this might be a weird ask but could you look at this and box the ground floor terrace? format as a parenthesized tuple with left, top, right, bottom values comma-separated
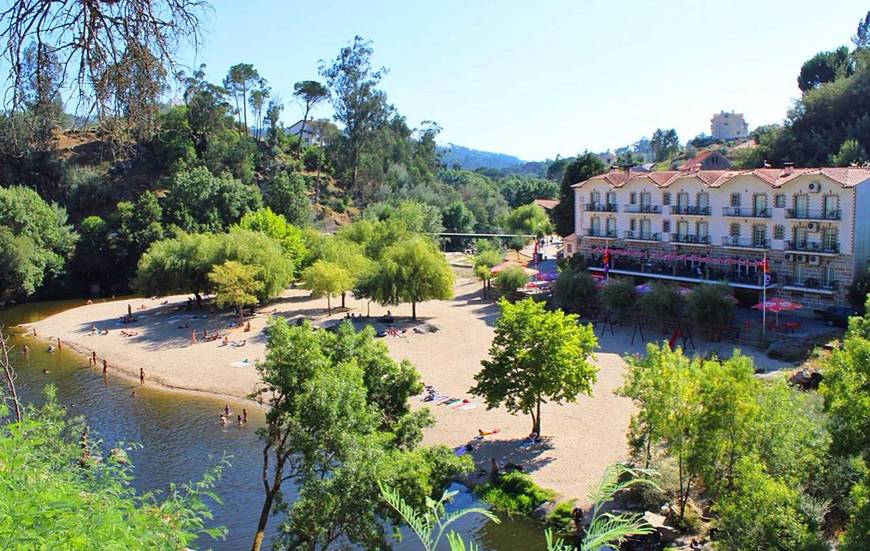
(575, 238, 854, 310)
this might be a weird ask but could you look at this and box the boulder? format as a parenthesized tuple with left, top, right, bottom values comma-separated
(531, 500, 558, 520)
(643, 511, 679, 543)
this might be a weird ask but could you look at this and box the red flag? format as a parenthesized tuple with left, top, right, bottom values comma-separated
(603, 245, 610, 278)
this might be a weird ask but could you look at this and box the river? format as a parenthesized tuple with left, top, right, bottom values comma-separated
(0, 299, 547, 550)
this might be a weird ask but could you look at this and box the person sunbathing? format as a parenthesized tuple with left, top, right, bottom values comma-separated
(478, 428, 500, 436)
(221, 336, 229, 346)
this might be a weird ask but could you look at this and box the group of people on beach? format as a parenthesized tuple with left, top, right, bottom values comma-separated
(219, 404, 248, 427)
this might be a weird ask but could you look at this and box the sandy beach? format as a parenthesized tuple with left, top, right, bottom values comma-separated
(26, 278, 790, 503)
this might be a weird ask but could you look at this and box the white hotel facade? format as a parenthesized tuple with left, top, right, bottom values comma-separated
(565, 167, 870, 309)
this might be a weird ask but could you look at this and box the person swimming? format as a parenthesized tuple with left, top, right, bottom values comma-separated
(47, 345, 55, 353)
(237, 415, 243, 425)
(219, 414, 228, 426)
(242, 408, 248, 423)
(224, 404, 230, 416)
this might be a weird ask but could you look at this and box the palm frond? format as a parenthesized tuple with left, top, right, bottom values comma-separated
(581, 512, 655, 550)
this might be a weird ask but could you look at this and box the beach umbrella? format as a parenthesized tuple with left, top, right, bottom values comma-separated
(753, 297, 802, 325)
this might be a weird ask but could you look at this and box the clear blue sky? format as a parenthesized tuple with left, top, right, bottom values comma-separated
(181, 0, 866, 160)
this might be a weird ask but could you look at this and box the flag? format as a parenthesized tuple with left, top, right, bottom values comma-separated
(603, 245, 610, 278)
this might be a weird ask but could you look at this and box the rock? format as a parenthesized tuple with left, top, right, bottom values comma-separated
(643, 511, 679, 543)
(765, 338, 807, 362)
(413, 323, 440, 334)
(789, 368, 823, 390)
(531, 500, 558, 520)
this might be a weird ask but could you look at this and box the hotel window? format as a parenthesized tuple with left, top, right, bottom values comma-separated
(729, 223, 741, 237)
(677, 192, 689, 209)
(730, 193, 741, 207)
(794, 194, 809, 217)
(662, 192, 671, 205)
(629, 219, 636, 231)
(696, 221, 709, 238)
(606, 191, 617, 207)
(774, 193, 786, 208)
(696, 192, 709, 210)
(640, 191, 651, 209)
(793, 226, 807, 247)
(640, 219, 651, 236)
(753, 193, 767, 216)
(823, 195, 839, 218)
(822, 227, 838, 250)
(590, 191, 600, 205)
(773, 224, 785, 240)
(822, 265, 834, 286)
(793, 263, 805, 283)
(606, 218, 616, 235)
(752, 224, 767, 247)
(629, 192, 637, 205)
(677, 220, 689, 237)
(662, 220, 671, 233)
(566, 244, 573, 254)
(590, 217, 601, 233)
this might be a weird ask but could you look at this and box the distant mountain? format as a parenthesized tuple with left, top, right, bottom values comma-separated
(439, 144, 551, 178)
(439, 144, 526, 171)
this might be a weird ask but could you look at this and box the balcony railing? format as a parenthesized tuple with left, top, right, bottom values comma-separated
(586, 228, 618, 238)
(670, 233, 711, 244)
(781, 276, 839, 292)
(722, 206, 771, 218)
(670, 205, 711, 216)
(623, 204, 661, 214)
(585, 203, 619, 212)
(785, 240, 840, 254)
(623, 231, 661, 241)
(722, 236, 770, 249)
(785, 208, 841, 220)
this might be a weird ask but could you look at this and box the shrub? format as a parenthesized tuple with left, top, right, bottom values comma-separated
(545, 500, 577, 534)
(493, 266, 530, 296)
(554, 269, 597, 310)
(600, 278, 637, 313)
(476, 472, 555, 515)
(637, 282, 685, 319)
(686, 283, 735, 330)
(847, 267, 869, 312)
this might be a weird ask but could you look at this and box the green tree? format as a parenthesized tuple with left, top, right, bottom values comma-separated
(855, 10, 870, 49)
(470, 298, 598, 435)
(357, 236, 454, 320)
(302, 260, 353, 313)
(69, 215, 116, 291)
(237, 207, 308, 277)
(208, 260, 263, 321)
(0, 185, 76, 298)
(134, 232, 220, 307)
(319, 36, 389, 193)
(553, 268, 597, 311)
(307, 235, 371, 308)
(162, 166, 262, 233)
(833, 138, 867, 166)
(264, 170, 312, 227)
(637, 282, 685, 319)
(503, 203, 553, 238)
(292, 80, 330, 156)
(650, 128, 680, 162)
(250, 319, 469, 551)
(223, 63, 261, 134)
(686, 283, 735, 331)
(798, 47, 853, 92)
(0, 387, 225, 549)
(599, 278, 637, 314)
(473, 249, 503, 298)
(493, 265, 529, 296)
(551, 153, 606, 236)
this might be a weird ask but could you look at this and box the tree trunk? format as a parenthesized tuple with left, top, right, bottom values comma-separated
(677, 448, 687, 523)
(411, 300, 416, 320)
(296, 104, 311, 158)
(327, 295, 332, 313)
(644, 426, 653, 469)
(194, 292, 202, 309)
(239, 304, 244, 324)
(242, 89, 248, 134)
(535, 397, 542, 435)
(341, 292, 346, 309)
(251, 486, 278, 551)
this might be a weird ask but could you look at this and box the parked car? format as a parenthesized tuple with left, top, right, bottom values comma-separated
(813, 305, 860, 327)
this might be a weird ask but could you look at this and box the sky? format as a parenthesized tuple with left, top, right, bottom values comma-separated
(177, 0, 867, 160)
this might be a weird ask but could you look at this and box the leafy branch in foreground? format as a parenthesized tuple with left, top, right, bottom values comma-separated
(379, 483, 499, 551)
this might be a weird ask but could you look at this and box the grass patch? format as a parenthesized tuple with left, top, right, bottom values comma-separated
(476, 472, 556, 515)
(545, 500, 576, 534)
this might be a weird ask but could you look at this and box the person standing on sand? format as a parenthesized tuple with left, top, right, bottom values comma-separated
(128, 304, 132, 317)
(139, 368, 145, 384)
(91, 351, 97, 366)
(57, 338, 62, 351)
(191, 330, 197, 345)
(102, 359, 108, 375)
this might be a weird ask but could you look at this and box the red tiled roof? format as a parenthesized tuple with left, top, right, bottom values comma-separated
(533, 199, 559, 210)
(679, 150, 727, 170)
(573, 167, 870, 189)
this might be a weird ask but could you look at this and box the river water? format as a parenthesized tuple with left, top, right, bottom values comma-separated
(0, 299, 546, 550)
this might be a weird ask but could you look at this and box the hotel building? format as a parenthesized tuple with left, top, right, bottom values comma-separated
(565, 167, 870, 309)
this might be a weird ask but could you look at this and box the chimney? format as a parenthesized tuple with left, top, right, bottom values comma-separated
(782, 161, 794, 176)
